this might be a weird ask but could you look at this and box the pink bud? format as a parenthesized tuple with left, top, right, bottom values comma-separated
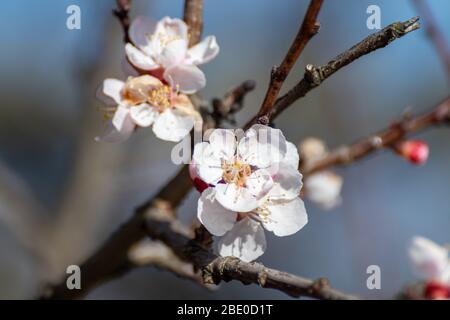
(189, 162, 209, 193)
(398, 139, 429, 165)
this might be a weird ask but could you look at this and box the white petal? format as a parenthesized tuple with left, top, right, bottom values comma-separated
(304, 171, 343, 209)
(215, 183, 258, 212)
(95, 118, 134, 143)
(129, 16, 157, 51)
(268, 163, 303, 201)
(409, 236, 449, 280)
(218, 218, 266, 262)
(263, 198, 308, 236)
(197, 188, 237, 236)
(238, 124, 287, 169)
(152, 108, 194, 142)
(129, 104, 158, 127)
(97, 79, 124, 105)
(156, 16, 189, 43)
(125, 43, 158, 70)
(159, 39, 188, 68)
(284, 141, 300, 168)
(112, 105, 131, 131)
(246, 169, 273, 200)
(208, 129, 237, 161)
(186, 35, 220, 65)
(164, 64, 206, 94)
(192, 142, 223, 184)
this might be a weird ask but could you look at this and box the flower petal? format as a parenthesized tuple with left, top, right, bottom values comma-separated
(164, 64, 206, 94)
(186, 35, 220, 65)
(112, 105, 131, 131)
(159, 39, 188, 68)
(238, 124, 287, 168)
(218, 218, 266, 262)
(97, 79, 124, 105)
(268, 163, 303, 201)
(263, 197, 308, 236)
(192, 142, 223, 184)
(152, 108, 194, 142)
(409, 236, 449, 280)
(129, 16, 157, 51)
(95, 118, 134, 143)
(208, 129, 237, 161)
(125, 43, 158, 70)
(197, 188, 237, 236)
(215, 183, 258, 212)
(129, 103, 158, 127)
(156, 16, 189, 43)
(246, 169, 273, 200)
(284, 141, 300, 168)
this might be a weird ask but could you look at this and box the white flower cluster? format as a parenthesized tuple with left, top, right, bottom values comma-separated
(191, 125, 308, 262)
(96, 16, 219, 142)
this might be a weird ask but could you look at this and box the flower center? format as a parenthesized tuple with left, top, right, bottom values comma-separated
(123, 78, 172, 112)
(222, 159, 251, 187)
(150, 32, 182, 47)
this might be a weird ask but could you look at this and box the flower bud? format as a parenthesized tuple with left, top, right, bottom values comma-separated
(299, 137, 327, 161)
(424, 280, 450, 299)
(397, 139, 429, 165)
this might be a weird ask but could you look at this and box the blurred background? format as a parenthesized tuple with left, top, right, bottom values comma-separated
(0, 0, 449, 299)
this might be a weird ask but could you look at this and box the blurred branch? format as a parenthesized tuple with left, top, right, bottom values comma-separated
(302, 97, 450, 175)
(412, 0, 450, 83)
(184, 0, 204, 47)
(202, 80, 256, 128)
(258, 0, 323, 120)
(113, 0, 132, 43)
(260, 17, 420, 122)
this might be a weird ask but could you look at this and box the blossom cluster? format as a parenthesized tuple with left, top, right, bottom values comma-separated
(96, 16, 219, 142)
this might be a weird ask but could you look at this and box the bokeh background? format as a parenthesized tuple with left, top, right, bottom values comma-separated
(0, 0, 449, 299)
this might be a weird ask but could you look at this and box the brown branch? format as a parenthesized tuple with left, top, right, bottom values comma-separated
(412, 0, 450, 83)
(302, 97, 450, 175)
(142, 210, 357, 300)
(184, 0, 204, 47)
(113, 0, 132, 43)
(258, 0, 323, 120)
(260, 16, 420, 122)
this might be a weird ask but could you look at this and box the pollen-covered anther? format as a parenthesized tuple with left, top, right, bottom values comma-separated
(147, 85, 172, 112)
(221, 160, 252, 187)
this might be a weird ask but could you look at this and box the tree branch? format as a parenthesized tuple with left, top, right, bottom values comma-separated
(113, 0, 132, 43)
(258, 0, 323, 120)
(265, 16, 420, 122)
(184, 0, 204, 47)
(412, 0, 450, 83)
(142, 210, 357, 300)
(302, 97, 450, 175)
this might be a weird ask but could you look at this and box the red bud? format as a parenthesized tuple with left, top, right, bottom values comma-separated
(424, 280, 450, 299)
(398, 139, 429, 165)
(189, 162, 209, 193)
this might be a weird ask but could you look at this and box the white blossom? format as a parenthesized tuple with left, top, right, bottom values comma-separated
(125, 16, 219, 94)
(409, 236, 450, 284)
(304, 171, 343, 210)
(96, 75, 200, 143)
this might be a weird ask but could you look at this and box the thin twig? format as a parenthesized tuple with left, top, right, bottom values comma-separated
(412, 0, 450, 83)
(184, 0, 204, 47)
(254, 17, 420, 123)
(302, 97, 450, 175)
(113, 0, 132, 43)
(258, 0, 323, 120)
